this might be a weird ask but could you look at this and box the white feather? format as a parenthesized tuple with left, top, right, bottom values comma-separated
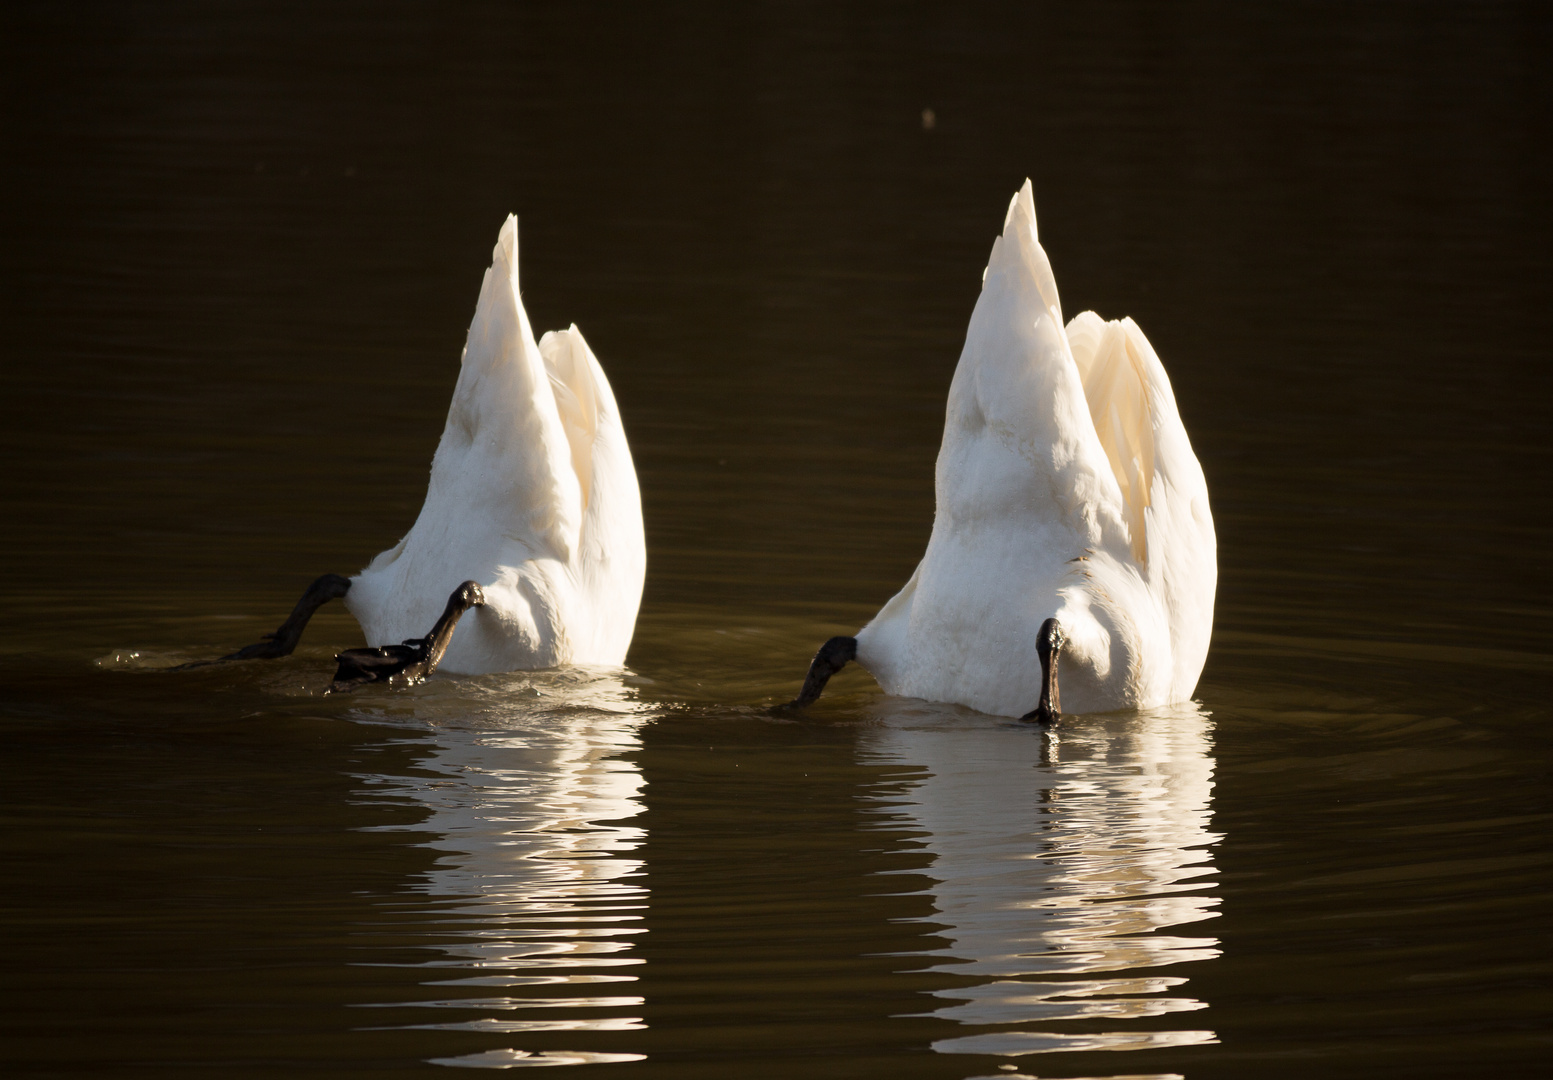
(345, 216, 646, 673)
(855, 181, 1216, 717)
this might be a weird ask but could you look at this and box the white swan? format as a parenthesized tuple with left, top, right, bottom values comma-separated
(790, 181, 1215, 719)
(226, 217, 646, 685)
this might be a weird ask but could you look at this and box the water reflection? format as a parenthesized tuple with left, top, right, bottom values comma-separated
(861, 702, 1220, 1062)
(350, 669, 650, 1068)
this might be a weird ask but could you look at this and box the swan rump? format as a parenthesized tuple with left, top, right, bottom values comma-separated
(345, 217, 646, 673)
(853, 181, 1215, 717)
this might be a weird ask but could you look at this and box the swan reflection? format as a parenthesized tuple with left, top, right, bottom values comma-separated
(860, 702, 1220, 1062)
(351, 668, 650, 1068)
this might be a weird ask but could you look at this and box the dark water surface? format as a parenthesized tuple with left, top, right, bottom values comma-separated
(3, 2, 1550, 1077)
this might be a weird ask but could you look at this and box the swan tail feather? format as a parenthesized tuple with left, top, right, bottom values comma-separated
(348, 215, 585, 654)
(940, 179, 1132, 555)
(538, 325, 599, 516)
(1066, 311, 1155, 567)
(1120, 318, 1217, 697)
(439, 214, 582, 561)
(539, 323, 647, 659)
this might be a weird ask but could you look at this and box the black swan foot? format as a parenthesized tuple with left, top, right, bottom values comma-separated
(780, 635, 858, 711)
(327, 581, 484, 694)
(1018, 617, 1064, 726)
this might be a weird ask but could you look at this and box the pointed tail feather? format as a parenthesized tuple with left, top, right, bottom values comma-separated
(1067, 311, 1156, 567)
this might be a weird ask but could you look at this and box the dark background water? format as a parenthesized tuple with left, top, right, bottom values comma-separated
(2, 2, 1549, 1077)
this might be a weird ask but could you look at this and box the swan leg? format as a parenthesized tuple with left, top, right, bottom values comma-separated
(1019, 617, 1064, 725)
(784, 636, 858, 709)
(223, 574, 352, 660)
(327, 643, 419, 693)
(327, 580, 485, 694)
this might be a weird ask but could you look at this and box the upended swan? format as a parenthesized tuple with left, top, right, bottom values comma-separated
(789, 181, 1216, 721)
(226, 217, 646, 690)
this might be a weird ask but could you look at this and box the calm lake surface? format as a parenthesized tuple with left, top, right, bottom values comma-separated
(2, 3, 1550, 1077)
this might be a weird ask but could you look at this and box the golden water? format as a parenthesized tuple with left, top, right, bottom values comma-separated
(2, 3, 1549, 1077)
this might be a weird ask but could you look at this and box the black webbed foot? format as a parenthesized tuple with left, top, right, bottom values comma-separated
(1019, 701, 1061, 725)
(327, 643, 425, 693)
(223, 574, 352, 660)
(326, 581, 485, 694)
(780, 635, 858, 711)
(1019, 617, 1064, 726)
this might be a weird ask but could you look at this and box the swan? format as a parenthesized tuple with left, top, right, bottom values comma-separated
(225, 217, 646, 688)
(789, 181, 1215, 721)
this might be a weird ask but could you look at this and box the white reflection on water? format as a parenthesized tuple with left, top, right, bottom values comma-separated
(350, 668, 650, 1069)
(859, 701, 1220, 1061)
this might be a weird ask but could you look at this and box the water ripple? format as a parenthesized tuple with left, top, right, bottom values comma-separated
(350, 670, 649, 1068)
(861, 701, 1220, 1060)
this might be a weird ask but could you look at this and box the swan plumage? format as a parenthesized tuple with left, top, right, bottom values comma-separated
(851, 180, 1215, 717)
(343, 216, 646, 674)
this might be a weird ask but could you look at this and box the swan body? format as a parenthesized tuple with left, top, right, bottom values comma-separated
(852, 181, 1215, 718)
(344, 217, 646, 674)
